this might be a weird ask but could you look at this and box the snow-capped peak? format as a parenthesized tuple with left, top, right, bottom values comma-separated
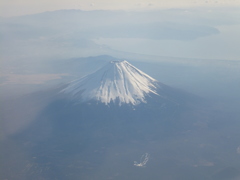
(61, 60, 159, 105)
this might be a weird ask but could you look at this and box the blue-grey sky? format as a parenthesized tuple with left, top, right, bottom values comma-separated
(0, 0, 240, 17)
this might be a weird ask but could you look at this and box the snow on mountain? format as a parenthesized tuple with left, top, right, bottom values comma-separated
(61, 60, 160, 105)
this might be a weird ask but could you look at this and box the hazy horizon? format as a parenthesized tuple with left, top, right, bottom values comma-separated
(1, 0, 240, 17)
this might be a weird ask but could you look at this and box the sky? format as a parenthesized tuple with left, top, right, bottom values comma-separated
(0, 0, 240, 17)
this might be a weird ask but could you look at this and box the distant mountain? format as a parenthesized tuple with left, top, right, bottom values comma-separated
(61, 60, 199, 107)
(2, 59, 207, 180)
(0, 9, 219, 41)
(30, 60, 201, 144)
(14, 60, 201, 144)
(61, 60, 159, 105)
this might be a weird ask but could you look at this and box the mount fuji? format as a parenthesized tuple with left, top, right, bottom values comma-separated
(4, 59, 207, 180)
(60, 60, 195, 108)
(61, 60, 159, 105)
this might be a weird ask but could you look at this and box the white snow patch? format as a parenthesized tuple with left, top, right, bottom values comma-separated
(61, 60, 159, 105)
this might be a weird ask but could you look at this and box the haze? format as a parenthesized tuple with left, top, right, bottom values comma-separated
(1, 0, 240, 17)
(1, 1, 240, 180)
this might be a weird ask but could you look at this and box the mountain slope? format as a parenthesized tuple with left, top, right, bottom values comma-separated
(61, 60, 160, 105)
(1, 59, 216, 180)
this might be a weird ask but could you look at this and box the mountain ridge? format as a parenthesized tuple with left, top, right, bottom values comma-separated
(61, 60, 161, 106)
